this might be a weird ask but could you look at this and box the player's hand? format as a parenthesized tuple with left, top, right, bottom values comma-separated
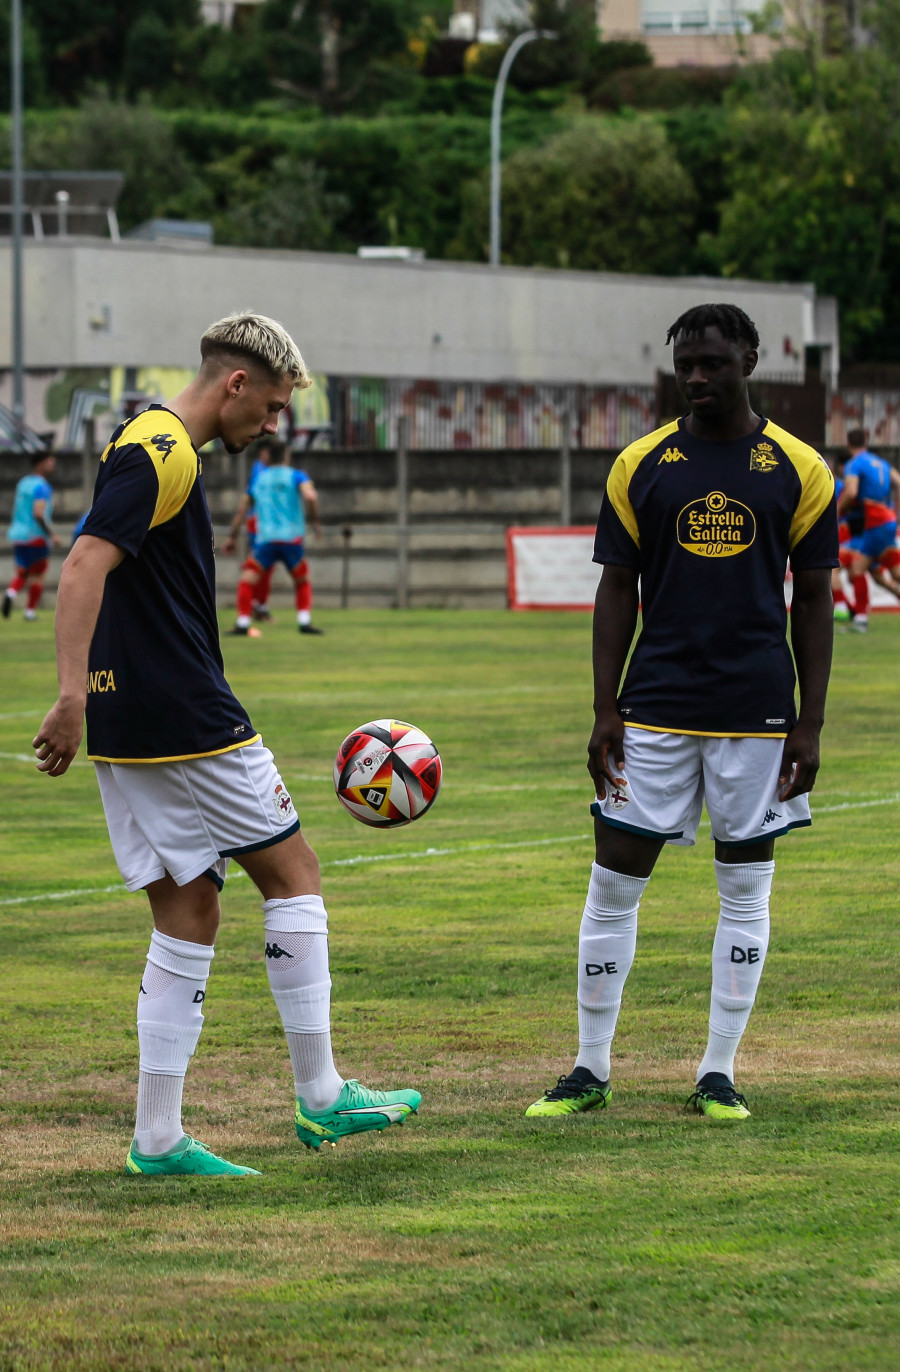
(221, 535, 237, 556)
(778, 721, 821, 801)
(587, 708, 626, 799)
(50, 533, 62, 549)
(33, 699, 84, 777)
(312, 521, 323, 540)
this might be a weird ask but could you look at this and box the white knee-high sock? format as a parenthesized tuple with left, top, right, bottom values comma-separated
(574, 863, 648, 1083)
(264, 894, 343, 1110)
(134, 930, 213, 1155)
(697, 859, 774, 1083)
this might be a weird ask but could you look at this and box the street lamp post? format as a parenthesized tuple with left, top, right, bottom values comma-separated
(489, 29, 556, 268)
(10, 0, 25, 436)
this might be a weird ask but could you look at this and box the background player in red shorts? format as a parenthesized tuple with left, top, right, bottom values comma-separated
(834, 431, 900, 632)
(3, 453, 61, 621)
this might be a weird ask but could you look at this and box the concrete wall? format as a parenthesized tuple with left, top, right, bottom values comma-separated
(0, 240, 838, 401)
(0, 446, 616, 610)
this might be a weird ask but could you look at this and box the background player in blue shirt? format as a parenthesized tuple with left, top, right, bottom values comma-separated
(222, 438, 275, 629)
(227, 439, 323, 636)
(526, 303, 836, 1125)
(3, 452, 61, 621)
(835, 428, 900, 631)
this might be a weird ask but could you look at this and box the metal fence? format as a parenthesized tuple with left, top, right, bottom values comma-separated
(826, 390, 900, 447)
(328, 378, 657, 451)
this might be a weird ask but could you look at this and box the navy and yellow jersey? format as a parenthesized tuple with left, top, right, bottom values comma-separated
(594, 416, 838, 738)
(80, 406, 258, 763)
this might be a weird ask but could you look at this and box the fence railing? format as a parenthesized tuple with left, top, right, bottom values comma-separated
(328, 378, 657, 452)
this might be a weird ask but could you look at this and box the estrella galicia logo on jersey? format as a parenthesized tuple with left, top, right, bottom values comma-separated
(750, 441, 779, 473)
(677, 490, 757, 559)
(658, 446, 687, 464)
(150, 433, 176, 461)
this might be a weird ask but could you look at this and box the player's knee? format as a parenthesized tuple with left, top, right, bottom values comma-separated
(292, 561, 309, 586)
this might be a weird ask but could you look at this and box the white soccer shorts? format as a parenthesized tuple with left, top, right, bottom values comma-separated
(95, 740, 300, 891)
(592, 728, 812, 848)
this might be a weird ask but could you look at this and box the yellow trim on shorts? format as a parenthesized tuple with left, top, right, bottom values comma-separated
(88, 733, 261, 763)
(623, 721, 788, 739)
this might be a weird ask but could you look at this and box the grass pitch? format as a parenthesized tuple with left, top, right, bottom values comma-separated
(1, 608, 898, 1371)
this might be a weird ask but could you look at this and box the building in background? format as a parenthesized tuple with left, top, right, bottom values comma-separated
(0, 236, 839, 451)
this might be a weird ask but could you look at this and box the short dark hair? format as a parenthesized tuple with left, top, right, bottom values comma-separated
(256, 437, 286, 463)
(666, 303, 760, 349)
(30, 450, 52, 467)
(846, 427, 867, 449)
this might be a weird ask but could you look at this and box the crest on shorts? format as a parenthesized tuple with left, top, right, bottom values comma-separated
(273, 782, 295, 823)
(749, 442, 778, 473)
(607, 777, 630, 811)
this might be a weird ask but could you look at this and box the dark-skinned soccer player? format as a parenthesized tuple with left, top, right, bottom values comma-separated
(527, 303, 837, 1122)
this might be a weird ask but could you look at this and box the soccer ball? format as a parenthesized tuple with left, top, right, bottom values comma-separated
(333, 719, 442, 827)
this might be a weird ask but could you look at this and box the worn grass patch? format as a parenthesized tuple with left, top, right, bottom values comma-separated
(1, 608, 898, 1371)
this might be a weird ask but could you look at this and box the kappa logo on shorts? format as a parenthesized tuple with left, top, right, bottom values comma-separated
(273, 782, 295, 823)
(761, 809, 781, 826)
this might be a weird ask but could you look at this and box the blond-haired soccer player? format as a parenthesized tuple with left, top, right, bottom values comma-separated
(34, 313, 420, 1176)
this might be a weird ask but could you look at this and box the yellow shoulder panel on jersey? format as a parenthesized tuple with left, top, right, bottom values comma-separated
(605, 420, 681, 548)
(763, 419, 835, 549)
(109, 410, 198, 530)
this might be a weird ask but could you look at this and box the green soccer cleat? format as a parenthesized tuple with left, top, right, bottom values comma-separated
(125, 1135, 261, 1176)
(686, 1072, 751, 1121)
(525, 1068, 612, 1117)
(295, 1079, 421, 1150)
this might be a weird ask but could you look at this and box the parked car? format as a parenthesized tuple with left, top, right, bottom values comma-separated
(0, 401, 53, 454)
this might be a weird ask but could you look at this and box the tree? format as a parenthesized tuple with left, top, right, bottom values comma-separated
(703, 47, 900, 356)
(450, 116, 697, 273)
(257, 0, 446, 113)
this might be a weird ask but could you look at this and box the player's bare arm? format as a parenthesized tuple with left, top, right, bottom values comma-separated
(33, 535, 125, 776)
(779, 566, 834, 801)
(890, 465, 900, 503)
(587, 564, 639, 797)
(300, 479, 322, 536)
(31, 497, 61, 548)
(836, 473, 858, 517)
(222, 491, 253, 555)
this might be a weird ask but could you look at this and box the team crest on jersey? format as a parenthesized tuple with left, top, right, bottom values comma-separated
(749, 442, 778, 473)
(273, 782, 296, 823)
(658, 446, 687, 464)
(677, 490, 757, 559)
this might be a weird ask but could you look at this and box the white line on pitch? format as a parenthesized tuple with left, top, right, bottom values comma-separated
(0, 710, 42, 722)
(2, 792, 898, 910)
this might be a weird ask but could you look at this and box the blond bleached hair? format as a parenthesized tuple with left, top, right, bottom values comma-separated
(200, 312, 311, 389)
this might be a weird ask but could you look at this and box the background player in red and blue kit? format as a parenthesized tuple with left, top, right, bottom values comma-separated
(228, 439, 323, 636)
(3, 453, 61, 621)
(222, 439, 276, 629)
(835, 429, 900, 632)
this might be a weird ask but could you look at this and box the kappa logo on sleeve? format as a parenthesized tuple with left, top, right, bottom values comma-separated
(150, 434, 176, 461)
(658, 446, 687, 464)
